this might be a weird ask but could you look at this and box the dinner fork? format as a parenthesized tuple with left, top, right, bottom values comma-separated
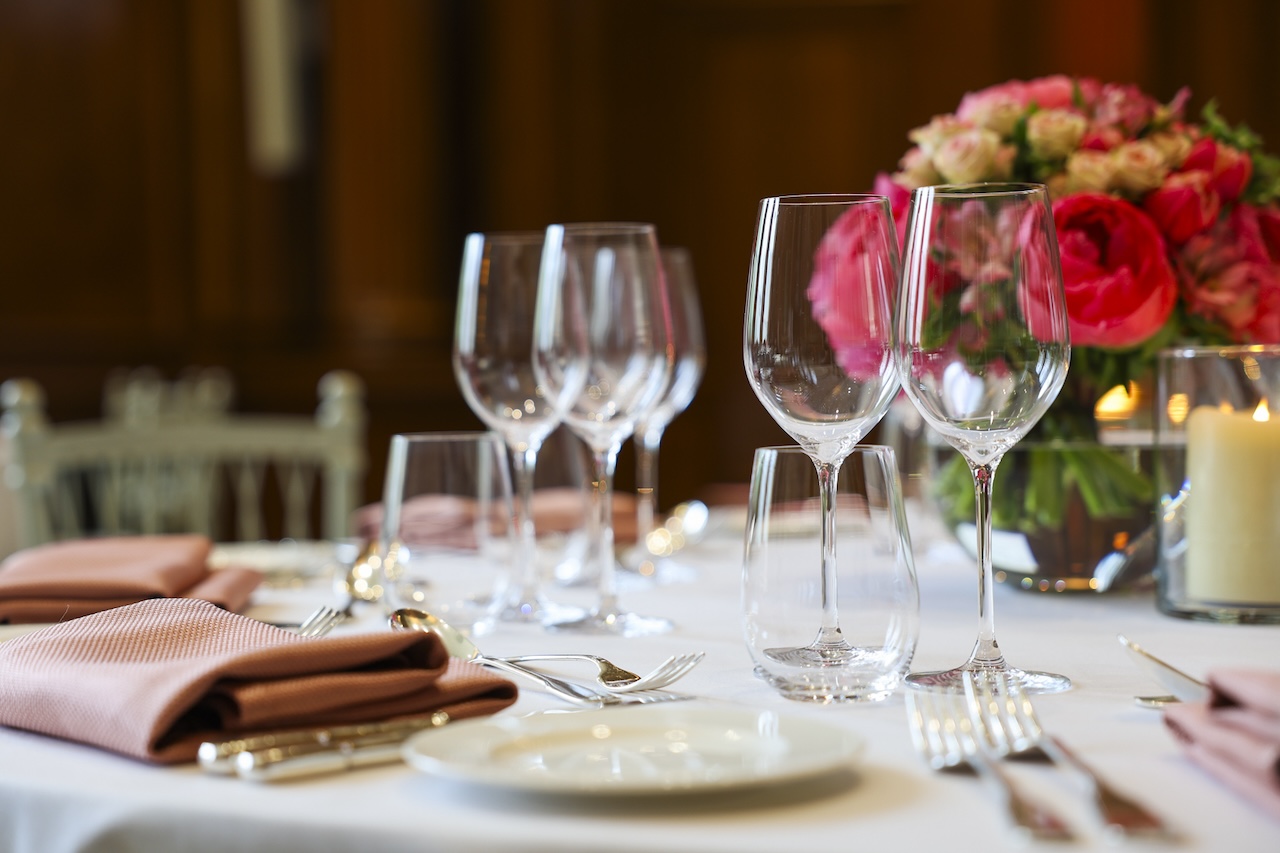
(905, 685, 1074, 842)
(965, 671, 1175, 840)
(295, 606, 343, 638)
(503, 651, 706, 692)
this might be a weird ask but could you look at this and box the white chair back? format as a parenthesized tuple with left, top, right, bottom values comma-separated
(0, 370, 365, 549)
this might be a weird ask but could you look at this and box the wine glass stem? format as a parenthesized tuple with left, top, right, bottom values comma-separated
(634, 424, 664, 545)
(814, 460, 844, 647)
(509, 445, 541, 609)
(589, 446, 621, 616)
(969, 460, 1004, 666)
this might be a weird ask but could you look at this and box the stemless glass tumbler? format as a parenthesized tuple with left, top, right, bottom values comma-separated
(378, 432, 514, 637)
(744, 445, 919, 702)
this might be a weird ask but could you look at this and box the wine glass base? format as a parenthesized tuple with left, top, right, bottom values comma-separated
(546, 609, 673, 638)
(498, 598, 585, 626)
(905, 663, 1071, 694)
(764, 643, 868, 667)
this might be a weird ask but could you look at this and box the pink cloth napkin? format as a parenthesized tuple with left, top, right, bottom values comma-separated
(0, 535, 263, 623)
(0, 597, 518, 763)
(1163, 668, 1280, 820)
(353, 488, 638, 545)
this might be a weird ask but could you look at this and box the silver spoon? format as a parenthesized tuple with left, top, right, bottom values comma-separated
(387, 608, 617, 706)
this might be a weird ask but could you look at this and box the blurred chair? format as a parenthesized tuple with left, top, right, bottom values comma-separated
(0, 371, 366, 551)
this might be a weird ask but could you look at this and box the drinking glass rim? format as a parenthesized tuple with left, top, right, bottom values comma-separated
(391, 431, 503, 445)
(914, 181, 1048, 199)
(763, 193, 889, 207)
(550, 221, 656, 235)
(1158, 343, 1280, 358)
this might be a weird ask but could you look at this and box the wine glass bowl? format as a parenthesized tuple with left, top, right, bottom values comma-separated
(628, 246, 706, 576)
(742, 194, 907, 671)
(453, 231, 583, 624)
(895, 182, 1072, 692)
(533, 222, 675, 636)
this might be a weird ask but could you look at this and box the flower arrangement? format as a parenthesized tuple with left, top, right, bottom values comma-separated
(873, 75, 1280, 569)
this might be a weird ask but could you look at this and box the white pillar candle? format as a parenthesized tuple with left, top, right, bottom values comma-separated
(1185, 404, 1280, 604)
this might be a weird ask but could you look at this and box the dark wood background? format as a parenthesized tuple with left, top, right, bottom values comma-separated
(2, 0, 1277, 507)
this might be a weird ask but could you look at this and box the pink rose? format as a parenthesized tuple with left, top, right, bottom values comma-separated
(1053, 193, 1178, 348)
(873, 172, 911, 250)
(1092, 83, 1161, 135)
(1183, 261, 1280, 342)
(807, 201, 900, 377)
(955, 85, 1026, 135)
(1144, 171, 1222, 245)
(1022, 75, 1093, 110)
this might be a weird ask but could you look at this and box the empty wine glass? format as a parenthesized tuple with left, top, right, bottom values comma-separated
(533, 222, 674, 636)
(626, 246, 706, 579)
(453, 231, 583, 624)
(895, 182, 1071, 693)
(742, 194, 901, 668)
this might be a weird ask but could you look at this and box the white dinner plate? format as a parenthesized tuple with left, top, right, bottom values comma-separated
(401, 704, 864, 797)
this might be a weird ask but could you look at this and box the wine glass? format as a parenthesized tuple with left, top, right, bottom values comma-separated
(742, 194, 901, 668)
(453, 231, 583, 624)
(627, 246, 706, 578)
(895, 182, 1071, 693)
(533, 222, 674, 636)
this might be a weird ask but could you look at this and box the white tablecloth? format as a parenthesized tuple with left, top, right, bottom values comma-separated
(1, 510, 1277, 853)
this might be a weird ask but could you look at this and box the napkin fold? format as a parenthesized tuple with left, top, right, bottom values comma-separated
(0, 535, 262, 623)
(0, 597, 518, 763)
(1163, 668, 1280, 820)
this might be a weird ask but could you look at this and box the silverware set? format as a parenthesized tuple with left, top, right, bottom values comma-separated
(907, 672, 1174, 843)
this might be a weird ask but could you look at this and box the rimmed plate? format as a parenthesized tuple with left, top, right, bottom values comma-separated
(401, 704, 864, 797)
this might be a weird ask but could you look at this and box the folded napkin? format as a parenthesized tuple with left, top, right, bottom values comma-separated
(0, 597, 518, 763)
(353, 488, 638, 545)
(0, 535, 262, 624)
(1163, 668, 1280, 820)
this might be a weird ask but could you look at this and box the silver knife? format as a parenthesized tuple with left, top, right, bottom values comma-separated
(198, 711, 450, 777)
(1117, 634, 1210, 703)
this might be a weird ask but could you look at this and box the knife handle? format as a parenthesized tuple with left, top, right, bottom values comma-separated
(235, 736, 408, 782)
(198, 712, 451, 775)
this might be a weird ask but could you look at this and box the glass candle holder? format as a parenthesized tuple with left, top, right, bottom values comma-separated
(1155, 345, 1280, 623)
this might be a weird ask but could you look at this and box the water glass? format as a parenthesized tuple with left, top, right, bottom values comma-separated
(378, 432, 514, 637)
(743, 445, 919, 702)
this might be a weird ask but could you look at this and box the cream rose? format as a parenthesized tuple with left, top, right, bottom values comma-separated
(907, 115, 969, 157)
(1065, 149, 1116, 193)
(892, 146, 942, 189)
(933, 128, 1003, 184)
(1026, 109, 1088, 160)
(1110, 140, 1170, 196)
(1145, 131, 1194, 170)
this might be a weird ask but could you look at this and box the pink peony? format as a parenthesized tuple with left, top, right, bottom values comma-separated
(1178, 206, 1280, 342)
(806, 201, 899, 378)
(1053, 193, 1179, 348)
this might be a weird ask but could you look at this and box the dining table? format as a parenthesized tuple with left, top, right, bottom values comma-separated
(0, 504, 1276, 853)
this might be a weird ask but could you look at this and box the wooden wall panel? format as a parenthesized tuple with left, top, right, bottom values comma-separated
(2, 0, 1278, 508)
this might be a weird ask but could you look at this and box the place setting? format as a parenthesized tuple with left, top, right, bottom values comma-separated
(0, 185, 1278, 851)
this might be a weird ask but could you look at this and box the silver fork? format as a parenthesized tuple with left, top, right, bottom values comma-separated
(504, 651, 706, 692)
(295, 606, 343, 638)
(905, 685, 1074, 842)
(966, 671, 1175, 841)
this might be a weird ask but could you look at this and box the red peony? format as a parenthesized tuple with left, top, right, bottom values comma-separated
(1053, 194, 1178, 348)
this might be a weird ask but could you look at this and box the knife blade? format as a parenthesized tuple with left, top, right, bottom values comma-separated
(1117, 634, 1210, 703)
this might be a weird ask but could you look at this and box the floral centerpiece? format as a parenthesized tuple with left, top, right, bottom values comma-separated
(870, 75, 1280, 584)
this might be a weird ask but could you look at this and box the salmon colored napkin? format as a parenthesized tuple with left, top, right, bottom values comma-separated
(353, 489, 638, 545)
(1163, 668, 1280, 820)
(0, 597, 518, 763)
(0, 535, 262, 624)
